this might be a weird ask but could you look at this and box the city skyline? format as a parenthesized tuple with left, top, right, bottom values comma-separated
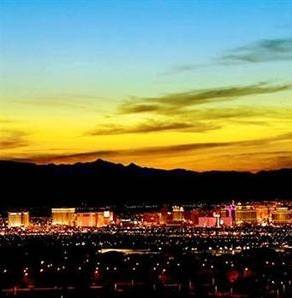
(1, 0, 292, 171)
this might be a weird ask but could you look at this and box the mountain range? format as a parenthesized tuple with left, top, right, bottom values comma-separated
(0, 159, 291, 210)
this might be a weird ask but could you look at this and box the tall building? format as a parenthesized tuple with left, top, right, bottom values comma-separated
(160, 206, 168, 225)
(198, 217, 216, 227)
(160, 206, 173, 225)
(213, 213, 221, 228)
(102, 210, 114, 226)
(51, 208, 76, 226)
(255, 205, 270, 224)
(235, 205, 257, 225)
(220, 217, 233, 227)
(219, 207, 229, 218)
(184, 209, 199, 225)
(8, 212, 30, 228)
(219, 206, 233, 226)
(75, 210, 114, 227)
(76, 212, 97, 227)
(271, 207, 291, 225)
(227, 202, 236, 223)
(142, 212, 160, 226)
(172, 206, 184, 222)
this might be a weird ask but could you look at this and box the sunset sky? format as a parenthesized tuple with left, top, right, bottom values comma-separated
(0, 0, 291, 171)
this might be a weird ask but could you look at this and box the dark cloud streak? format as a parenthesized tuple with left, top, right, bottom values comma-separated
(0, 131, 29, 149)
(221, 38, 292, 63)
(87, 120, 219, 135)
(118, 83, 292, 115)
(167, 38, 292, 74)
(18, 132, 292, 164)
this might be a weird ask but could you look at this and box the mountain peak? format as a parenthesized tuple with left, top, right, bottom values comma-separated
(0, 159, 291, 209)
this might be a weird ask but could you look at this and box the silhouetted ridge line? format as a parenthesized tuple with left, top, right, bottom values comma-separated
(0, 159, 291, 209)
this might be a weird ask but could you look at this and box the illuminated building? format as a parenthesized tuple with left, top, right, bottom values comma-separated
(235, 205, 257, 225)
(93, 211, 114, 227)
(219, 207, 230, 218)
(184, 209, 199, 225)
(198, 217, 216, 227)
(227, 202, 236, 223)
(102, 210, 114, 226)
(142, 212, 160, 226)
(76, 212, 97, 227)
(213, 213, 220, 228)
(172, 206, 184, 222)
(160, 206, 173, 225)
(160, 206, 167, 225)
(8, 212, 30, 228)
(220, 217, 233, 227)
(255, 205, 270, 223)
(218, 206, 233, 226)
(271, 207, 291, 225)
(75, 210, 114, 227)
(51, 208, 76, 226)
(95, 212, 104, 227)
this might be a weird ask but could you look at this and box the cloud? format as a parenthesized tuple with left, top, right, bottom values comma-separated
(88, 86, 291, 139)
(0, 130, 29, 149)
(118, 82, 292, 115)
(221, 38, 292, 63)
(163, 63, 206, 75)
(205, 149, 292, 171)
(167, 38, 292, 74)
(15, 132, 292, 164)
(0, 118, 14, 124)
(188, 106, 292, 121)
(119, 103, 160, 114)
(11, 143, 228, 164)
(87, 120, 219, 135)
(126, 132, 292, 156)
(19, 150, 118, 164)
(185, 107, 260, 120)
(272, 155, 292, 169)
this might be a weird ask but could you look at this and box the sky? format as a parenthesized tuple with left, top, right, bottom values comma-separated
(0, 0, 291, 171)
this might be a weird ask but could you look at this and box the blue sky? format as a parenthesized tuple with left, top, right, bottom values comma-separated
(0, 0, 291, 171)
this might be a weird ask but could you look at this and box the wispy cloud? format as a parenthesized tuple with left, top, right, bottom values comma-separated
(0, 130, 29, 149)
(0, 118, 14, 124)
(14, 132, 292, 164)
(272, 155, 292, 169)
(204, 149, 292, 172)
(88, 85, 291, 137)
(118, 82, 292, 115)
(167, 38, 292, 74)
(221, 38, 292, 63)
(87, 120, 219, 135)
(164, 63, 205, 75)
(187, 106, 292, 121)
(85, 84, 291, 138)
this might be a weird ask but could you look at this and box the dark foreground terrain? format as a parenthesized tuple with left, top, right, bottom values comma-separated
(0, 226, 291, 297)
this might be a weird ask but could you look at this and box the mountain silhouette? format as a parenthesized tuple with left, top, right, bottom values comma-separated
(0, 159, 291, 210)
